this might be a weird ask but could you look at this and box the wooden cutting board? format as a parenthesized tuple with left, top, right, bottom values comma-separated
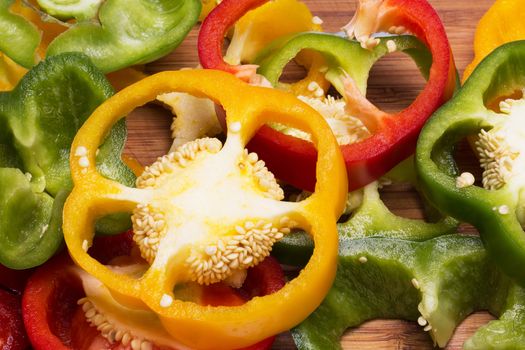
(125, 0, 498, 348)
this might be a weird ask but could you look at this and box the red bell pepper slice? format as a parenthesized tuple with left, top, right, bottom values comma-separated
(22, 232, 284, 350)
(0, 288, 29, 350)
(199, 0, 457, 191)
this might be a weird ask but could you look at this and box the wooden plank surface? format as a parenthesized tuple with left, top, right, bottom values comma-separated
(125, 0, 497, 348)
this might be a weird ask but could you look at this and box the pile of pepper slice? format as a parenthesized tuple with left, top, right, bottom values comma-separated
(4, 0, 525, 349)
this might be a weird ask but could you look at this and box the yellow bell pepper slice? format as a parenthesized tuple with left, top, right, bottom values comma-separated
(63, 69, 347, 349)
(463, 0, 525, 81)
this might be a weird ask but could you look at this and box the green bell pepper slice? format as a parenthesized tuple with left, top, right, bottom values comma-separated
(292, 234, 525, 349)
(0, 52, 135, 269)
(0, 0, 40, 68)
(35, 0, 103, 21)
(416, 40, 525, 286)
(256, 32, 431, 95)
(46, 0, 201, 73)
(1, 0, 200, 73)
(274, 158, 457, 266)
(276, 158, 523, 348)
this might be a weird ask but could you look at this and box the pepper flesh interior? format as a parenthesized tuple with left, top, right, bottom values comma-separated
(131, 137, 296, 286)
(475, 91, 525, 224)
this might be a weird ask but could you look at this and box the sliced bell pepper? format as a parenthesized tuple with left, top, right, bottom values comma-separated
(291, 234, 525, 349)
(23, 232, 282, 350)
(0, 0, 40, 68)
(63, 69, 347, 349)
(0, 288, 29, 350)
(274, 158, 458, 266)
(0, 52, 134, 269)
(199, 0, 457, 192)
(463, 0, 525, 81)
(416, 40, 525, 286)
(2, 0, 200, 74)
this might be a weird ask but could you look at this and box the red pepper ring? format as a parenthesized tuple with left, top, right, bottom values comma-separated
(22, 233, 283, 350)
(199, 0, 457, 191)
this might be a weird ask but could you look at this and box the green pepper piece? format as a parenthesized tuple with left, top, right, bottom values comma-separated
(35, 0, 103, 21)
(0, 53, 135, 269)
(292, 234, 525, 349)
(46, 0, 201, 73)
(274, 159, 457, 266)
(465, 284, 525, 349)
(0, 0, 40, 68)
(256, 32, 431, 99)
(415, 40, 525, 286)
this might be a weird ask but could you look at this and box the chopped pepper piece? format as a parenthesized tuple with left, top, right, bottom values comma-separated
(0, 0, 40, 68)
(274, 157, 458, 266)
(0, 53, 134, 269)
(291, 234, 525, 349)
(2, 0, 200, 74)
(416, 40, 525, 286)
(200, 0, 457, 191)
(63, 69, 347, 349)
(463, 0, 525, 81)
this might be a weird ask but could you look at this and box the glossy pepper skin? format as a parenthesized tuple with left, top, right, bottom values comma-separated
(0, 53, 134, 269)
(63, 69, 347, 349)
(199, 0, 457, 192)
(292, 234, 525, 349)
(22, 232, 282, 350)
(463, 0, 525, 81)
(416, 41, 525, 287)
(1, 0, 200, 73)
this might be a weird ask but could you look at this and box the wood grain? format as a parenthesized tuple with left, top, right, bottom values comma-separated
(126, 0, 498, 348)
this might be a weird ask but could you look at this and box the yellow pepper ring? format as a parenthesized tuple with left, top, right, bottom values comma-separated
(63, 69, 347, 349)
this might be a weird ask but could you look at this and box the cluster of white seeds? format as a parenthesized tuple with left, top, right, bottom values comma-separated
(239, 149, 284, 200)
(131, 204, 167, 263)
(475, 129, 516, 190)
(185, 218, 296, 285)
(136, 138, 222, 189)
(78, 297, 153, 350)
(298, 95, 370, 145)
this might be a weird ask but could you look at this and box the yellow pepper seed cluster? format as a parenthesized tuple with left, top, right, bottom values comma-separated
(185, 217, 297, 285)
